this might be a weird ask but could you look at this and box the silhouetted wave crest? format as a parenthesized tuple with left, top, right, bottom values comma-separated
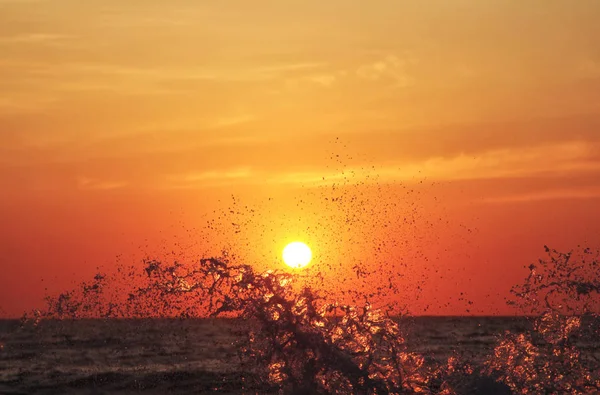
(9, 247, 600, 394)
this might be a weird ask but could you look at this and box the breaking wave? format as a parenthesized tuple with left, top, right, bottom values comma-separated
(10, 246, 599, 394)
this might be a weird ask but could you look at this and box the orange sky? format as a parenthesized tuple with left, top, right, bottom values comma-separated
(1, 1, 600, 317)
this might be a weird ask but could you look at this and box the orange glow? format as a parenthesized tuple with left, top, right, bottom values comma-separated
(1, 2, 600, 317)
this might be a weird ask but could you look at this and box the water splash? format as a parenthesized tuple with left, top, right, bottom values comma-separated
(10, 246, 600, 394)
(487, 246, 600, 394)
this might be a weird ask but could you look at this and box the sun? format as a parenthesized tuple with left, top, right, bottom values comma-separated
(282, 242, 312, 269)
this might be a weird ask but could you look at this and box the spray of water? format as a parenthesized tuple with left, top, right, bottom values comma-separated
(11, 245, 598, 394)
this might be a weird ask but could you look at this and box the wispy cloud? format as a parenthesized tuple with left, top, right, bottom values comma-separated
(0, 58, 329, 103)
(291, 54, 416, 89)
(145, 139, 600, 192)
(166, 167, 252, 188)
(576, 58, 600, 79)
(209, 114, 255, 128)
(355, 54, 416, 88)
(307, 74, 338, 87)
(77, 177, 128, 190)
(481, 188, 600, 204)
(0, 33, 70, 44)
(0, 0, 47, 4)
(0, 95, 59, 113)
(391, 141, 599, 181)
(263, 141, 600, 187)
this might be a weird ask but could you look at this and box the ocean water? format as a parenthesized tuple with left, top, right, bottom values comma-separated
(0, 317, 531, 394)
(0, 318, 244, 394)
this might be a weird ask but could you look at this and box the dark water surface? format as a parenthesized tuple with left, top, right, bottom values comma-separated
(0, 317, 531, 394)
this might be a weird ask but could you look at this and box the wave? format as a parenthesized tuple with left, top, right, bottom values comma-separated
(4, 246, 598, 394)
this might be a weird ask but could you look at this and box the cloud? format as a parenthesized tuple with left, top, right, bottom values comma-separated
(481, 188, 600, 204)
(356, 55, 415, 87)
(167, 168, 252, 188)
(210, 114, 255, 128)
(263, 140, 600, 187)
(291, 54, 416, 89)
(0, 96, 58, 114)
(0, 58, 330, 106)
(77, 177, 128, 190)
(252, 62, 326, 74)
(392, 141, 599, 181)
(0, 33, 70, 44)
(0, 0, 46, 3)
(308, 74, 337, 87)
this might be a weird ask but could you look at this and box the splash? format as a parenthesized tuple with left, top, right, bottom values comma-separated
(485, 246, 600, 394)
(11, 246, 598, 394)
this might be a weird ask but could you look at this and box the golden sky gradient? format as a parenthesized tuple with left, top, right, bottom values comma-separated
(1, 1, 600, 316)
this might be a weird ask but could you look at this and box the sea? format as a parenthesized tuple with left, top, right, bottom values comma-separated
(0, 316, 572, 395)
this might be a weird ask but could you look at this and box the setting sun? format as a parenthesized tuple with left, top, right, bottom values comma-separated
(282, 242, 312, 269)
